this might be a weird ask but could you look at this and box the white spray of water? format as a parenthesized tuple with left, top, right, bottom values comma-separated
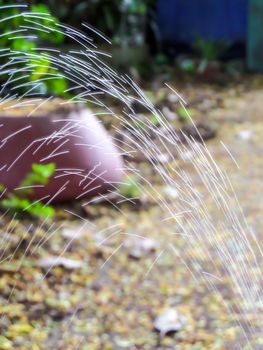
(0, 5, 262, 348)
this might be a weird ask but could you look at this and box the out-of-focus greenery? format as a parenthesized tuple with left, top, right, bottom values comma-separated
(0, 163, 56, 218)
(47, 0, 156, 47)
(177, 106, 191, 122)
(0, 2, 68, 96)
(176, 38, 230, 77)
(0, 1, 159, 80)
(119, 175, 141, 199)
(193, 37, 229, 62)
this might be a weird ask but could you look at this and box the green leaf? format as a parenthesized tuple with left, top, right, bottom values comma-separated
(0, 184, 5, 193)
(30, 4, 64, 43)
(155, 53, 169, 66)
(150, 114, 161, 126)
(178, 58, 196, 73)
(178, 106, 190, 121)
(0, 163, 56, 218)
(11, 38, 36, 52)
(32, 163, 56, 178)
(120, 175, 141, 199)
(29, 55, 51, 81)
(193, 37, 228, 62)
(20, 173, 45, 187)
(26, 202, 54, 218)
(1, 196, 30, 211)
(45, 76, 68, 95)
(31, 4, 50, 14)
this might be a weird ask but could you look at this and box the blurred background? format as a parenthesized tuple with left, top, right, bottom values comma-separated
(1, 1, 263, 350)
(35, 0, 263, 74)
(2, 0, 263, 89)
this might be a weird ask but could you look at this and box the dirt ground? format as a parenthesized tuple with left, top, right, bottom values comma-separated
(0, 77, 263, 349)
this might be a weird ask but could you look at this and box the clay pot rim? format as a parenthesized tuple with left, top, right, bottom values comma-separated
(0, 112, 76, 122)
(0, 99, 85, 121)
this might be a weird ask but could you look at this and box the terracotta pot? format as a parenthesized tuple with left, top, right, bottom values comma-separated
(0, 100, 123, 203)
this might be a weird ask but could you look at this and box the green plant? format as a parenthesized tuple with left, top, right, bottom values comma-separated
(48, 0, 155, 48)
(119, 175, 141, 199)
(177, 57, 196, 74)
(0, 2, 67, 96)
(178, 106, 191, 122)
(155, 53, 170, 66)
(193, 37, 228, 62)
(150, 113, 161, 126)
(0, 163, 56, 218)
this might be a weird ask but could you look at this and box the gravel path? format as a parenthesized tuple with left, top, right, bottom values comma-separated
(0, 81, 263, 350)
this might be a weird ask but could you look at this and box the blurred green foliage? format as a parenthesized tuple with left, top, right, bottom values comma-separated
(193, 37, 229, 62)
(120, 175, 141, 199)
(0, 2, 68, 96)
(0, 163, 56, 218)
(47, 0, 155, 46)
(177, 106, 191, 122)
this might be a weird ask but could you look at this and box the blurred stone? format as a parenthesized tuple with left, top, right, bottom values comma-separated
(124, 236, 156, 259)
(154, 308, 186, 336)
(37, 257, 84, 270)
(162, 106, 177, 121)
(237, 129, 253, 141)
